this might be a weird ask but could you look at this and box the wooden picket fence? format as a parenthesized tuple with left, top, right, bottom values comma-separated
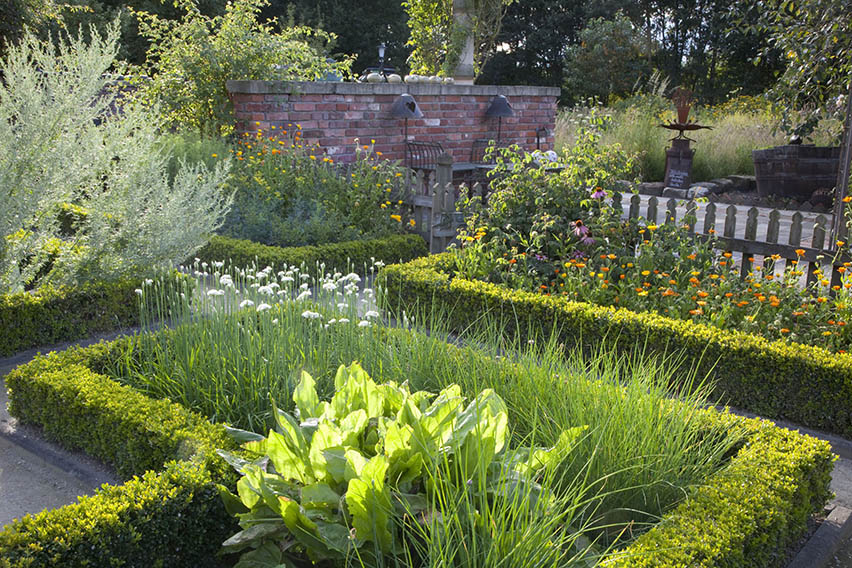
(404, 157, 851, 288)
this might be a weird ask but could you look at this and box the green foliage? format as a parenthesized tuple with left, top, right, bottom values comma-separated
(554, 97, 816, 182)
(563, 12, 651, 105)
(135, 0, 352, 136)
(0, 0, 60, 58)
(0, 461, 236, 568)
(0, 22, 232, 292)
(266, 0, 411, 77)
(602, 422, 834, 567)
(455, 117, 638, 289)
(403, 0, 514, 77)
(195, 234, 427, 276)
(4, 345, 237, 479)
(0, 278, 139, 357)
(219, 363, 590, 566)
(223, 131, 414, 247)
(381, 253, 852, 437)
(0, 307, 834, 567)
(750, 0, 852, 139)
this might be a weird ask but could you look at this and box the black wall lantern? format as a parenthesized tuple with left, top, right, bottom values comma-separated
(485, 94, 514, 143)
(390, 93, 423, 140)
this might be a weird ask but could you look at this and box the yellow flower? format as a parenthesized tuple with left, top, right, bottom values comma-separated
(211, 153, 218, 158)
(409, 219, 416, 227)
(390, 214, 402, 222)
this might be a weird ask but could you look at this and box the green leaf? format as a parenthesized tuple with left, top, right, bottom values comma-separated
(301, 483, 341, 509)
(339, 409, 369, 446)
(344, 449, 369, 482)
(294, 370, 321, 419)
(237, 475, 261, 510)
(345, 454, 393, 552)
(224, 424, 266, 444)
(266, 430, 311, 483)
(522, 425, 589, 475)
(322, 447, 348, 485)
(218, 483, 251, 516)
(309, 422, 344, 484)
(232, 541, 287, 568)
(223, 524, 285, 553)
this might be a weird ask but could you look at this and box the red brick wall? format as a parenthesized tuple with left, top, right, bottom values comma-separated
(226, 81, 560, 164)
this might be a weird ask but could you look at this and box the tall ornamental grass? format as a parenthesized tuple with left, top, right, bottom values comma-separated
(106, 262, 743, 547)
(555, 95, 841, 183)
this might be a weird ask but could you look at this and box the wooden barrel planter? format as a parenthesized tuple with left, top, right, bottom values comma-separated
(752, 145, 840, 199)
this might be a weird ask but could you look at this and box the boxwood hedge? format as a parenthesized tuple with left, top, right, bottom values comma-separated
(0, 321, 835, 567)
(194, 234, 427, 273)
(380, 254, 852, 439)
(0, 279, 140, 357)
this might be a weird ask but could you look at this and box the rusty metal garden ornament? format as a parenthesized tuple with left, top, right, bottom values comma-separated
(659, 88, 711, 189)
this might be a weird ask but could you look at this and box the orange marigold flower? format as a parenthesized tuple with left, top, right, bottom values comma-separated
(697, 291, 709, 298)
(795, 249, 805, 256)
(780, 328, 790, 333)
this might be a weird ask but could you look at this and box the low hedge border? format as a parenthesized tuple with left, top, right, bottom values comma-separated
(0, 278, 140, 358)
(0, 321, 834, 567)
(1, 341, 239, 567)
(195, 234, 428, 273)
(380, 254, 852, 439)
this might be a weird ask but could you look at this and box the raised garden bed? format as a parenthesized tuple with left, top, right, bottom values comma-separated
(380, 254, 852, 438)
(0, 273, 835, 567)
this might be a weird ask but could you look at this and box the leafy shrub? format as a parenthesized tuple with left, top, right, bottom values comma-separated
(135, 0, 352, 136)
(0, 278, 139, 357)
(562, 12, 651, 105)
(455, 114, 638, 289)
(0, 22, 231, 292)
(218, 363, 592, 566)
(222, 129, 415, 247)
(0, 461, 236, 568)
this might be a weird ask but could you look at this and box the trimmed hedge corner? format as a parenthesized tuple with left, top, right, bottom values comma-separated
(195, 234, 427, 273)
(0, 341, 239, 567)
(0, 320, 834, 567)
(0, 279, 140, 357)
(380, 254, 852, 439)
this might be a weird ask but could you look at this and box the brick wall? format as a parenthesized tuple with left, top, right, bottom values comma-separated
(226, 81, 560, 164)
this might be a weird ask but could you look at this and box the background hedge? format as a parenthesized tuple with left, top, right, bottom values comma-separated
(380, 254, 852, 439)
(194, 234, 427, 273)
(0, 279, 139, 357)
(0, 323, 834, 567)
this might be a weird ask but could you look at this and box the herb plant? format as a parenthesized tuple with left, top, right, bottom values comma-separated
(217, 363, 593, 567)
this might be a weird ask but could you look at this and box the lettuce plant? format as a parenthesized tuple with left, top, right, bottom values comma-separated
(218, 362, 588, 567)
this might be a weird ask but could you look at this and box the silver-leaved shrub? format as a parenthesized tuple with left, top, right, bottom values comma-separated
(0, 22, 232, 292)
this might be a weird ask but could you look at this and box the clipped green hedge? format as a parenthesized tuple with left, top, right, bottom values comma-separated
(0, 320, 834, 567)
(0, 341, 239, 567)
(604, 420, 834, 567)
(194, 233, 427, 273)
(0, 461, 232, 568)
(380, 254, 852, 439)
(0, 278, 140, 357)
